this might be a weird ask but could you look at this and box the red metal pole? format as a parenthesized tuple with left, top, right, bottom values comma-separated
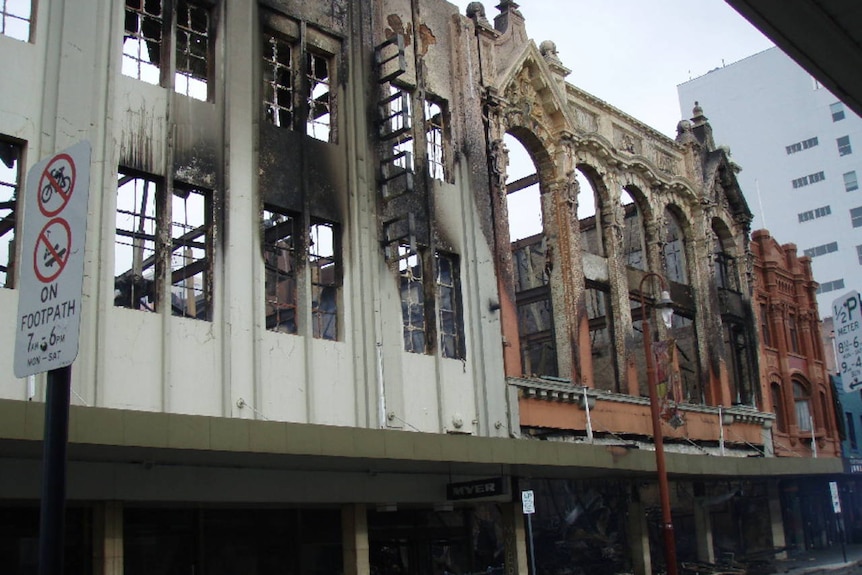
(639, 273, 678, 575)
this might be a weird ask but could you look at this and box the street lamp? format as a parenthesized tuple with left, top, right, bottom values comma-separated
(638, 272, 678, 575)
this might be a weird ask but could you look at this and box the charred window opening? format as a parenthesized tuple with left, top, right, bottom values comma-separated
(261, 11, 339, 143)
(725, 322, 754, 405)
(793, 379, 812, 431)
(170, 185, 212, 320)
(671, 312, 700, 403)
(115, 171, 160, 311)
(399, 246, 426, 354)
(424, 97, 446, 181)
(123, 0, 213, 101)
(0, 138, 21, 288)
(436, 251, 465, 360)
(262, 30, 294, 128)
(586, 282, 614, 391)
(309, 220, 340, 341)
(262, 207, 298, 334)
(1, 0, 31, 41)
(514, 236, 556, 377)
(174, 1, 210, 99)
(114, 170, 214, 320)
(306, 51, 332, 141)
(123, 0, 163, 85)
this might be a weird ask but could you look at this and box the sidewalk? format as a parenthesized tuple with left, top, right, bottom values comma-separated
(773, 544, 862, 575)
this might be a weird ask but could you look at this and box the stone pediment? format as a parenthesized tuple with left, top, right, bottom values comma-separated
(494, 41, 576, 137)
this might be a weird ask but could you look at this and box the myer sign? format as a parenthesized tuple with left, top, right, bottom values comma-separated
(446, 477, 507, 501)
(833, 290, 862, 393)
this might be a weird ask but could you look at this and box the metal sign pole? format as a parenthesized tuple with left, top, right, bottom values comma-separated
(526, 513, 537, 575)
(38, 366, 71, 575)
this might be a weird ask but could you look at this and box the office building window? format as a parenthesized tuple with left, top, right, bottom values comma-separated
(123, 0, 214, 101)
(0, 0, 30, 41)
(852, 206, 862, 227)
(792, 171, 825, 189)
(785, 137, 818, 155)
(857, 245, 862, 265)
(425, 97, 447, 181)
(0, 138, 22, 288)
(262, 30, 294, 129)
(831, 102, 846, 122)
(838, 136, 853, 156)
(436, 251, 465, 360)
(816, 278, 845, 294)
(798, 205, 831, 222)
(803, 241, 838, 258)
(845, 171, 859, 192)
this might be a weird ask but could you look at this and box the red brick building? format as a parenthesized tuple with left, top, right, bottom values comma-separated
(751, 229, 841, 457)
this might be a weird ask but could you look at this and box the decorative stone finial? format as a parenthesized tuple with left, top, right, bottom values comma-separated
(692, 101, 704, 118)
(677, 119, 692, 134)
(539, 40, 562, 65)
(466, 2, 487, 22)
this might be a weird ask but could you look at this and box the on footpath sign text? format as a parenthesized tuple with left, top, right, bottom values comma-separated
(14, 142, 91, 378)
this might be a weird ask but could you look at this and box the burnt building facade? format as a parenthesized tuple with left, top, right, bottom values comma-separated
(0, 1, 843, 574)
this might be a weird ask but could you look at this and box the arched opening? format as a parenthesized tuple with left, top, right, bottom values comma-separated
(793, 379, 812, 432)
(505, 133, 557, 377)
(621, 187, 646, 271)
(663, 206, 688, 284)
(575, 168, 603, 256)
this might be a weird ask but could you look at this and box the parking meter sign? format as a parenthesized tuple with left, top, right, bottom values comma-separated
(833, 291, 862, 393)
(14, 142, 91, 378)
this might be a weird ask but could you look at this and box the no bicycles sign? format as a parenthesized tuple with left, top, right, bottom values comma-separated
(14, 142, 91, 378)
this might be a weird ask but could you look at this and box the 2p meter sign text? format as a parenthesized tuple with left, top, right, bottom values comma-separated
(14, 142, 91, 378)
(833, 290, 862, 393)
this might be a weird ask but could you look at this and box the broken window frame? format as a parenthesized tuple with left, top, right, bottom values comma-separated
(122, 0, 216, 102)
(169, 183, 213, 320)
(309, 218, 341, 341)
(262, 206, 299, 334)
(0, 137, 23, 288)
(1, 0, 32, 42)
(260, 10, 339, 143)
(114, 169, 161, 311)
(262, 27, 295, 129)
(399, 245, 427, 354)
(436, 250, 465, 360)
(424, 96, 448, 181)
(114, 169, 214, 320)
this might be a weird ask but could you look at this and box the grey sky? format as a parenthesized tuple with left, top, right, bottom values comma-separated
(452, 0, 773, 138)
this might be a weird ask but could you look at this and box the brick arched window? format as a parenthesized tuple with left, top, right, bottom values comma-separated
(793, 379, 812, 432)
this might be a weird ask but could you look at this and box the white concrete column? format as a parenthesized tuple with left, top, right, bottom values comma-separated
(342, 504, 370, 575)
(502, 502, 529, 575)
(768, 481, 788, 559)
(627, 489, 651, 575)
(93, 501, 123, 575)
(694, 499, 715, 563)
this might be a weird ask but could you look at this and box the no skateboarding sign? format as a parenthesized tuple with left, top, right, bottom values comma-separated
(14, 142, 91, 378)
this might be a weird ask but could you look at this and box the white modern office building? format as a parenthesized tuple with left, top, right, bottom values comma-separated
(679, 47, 862, 316)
